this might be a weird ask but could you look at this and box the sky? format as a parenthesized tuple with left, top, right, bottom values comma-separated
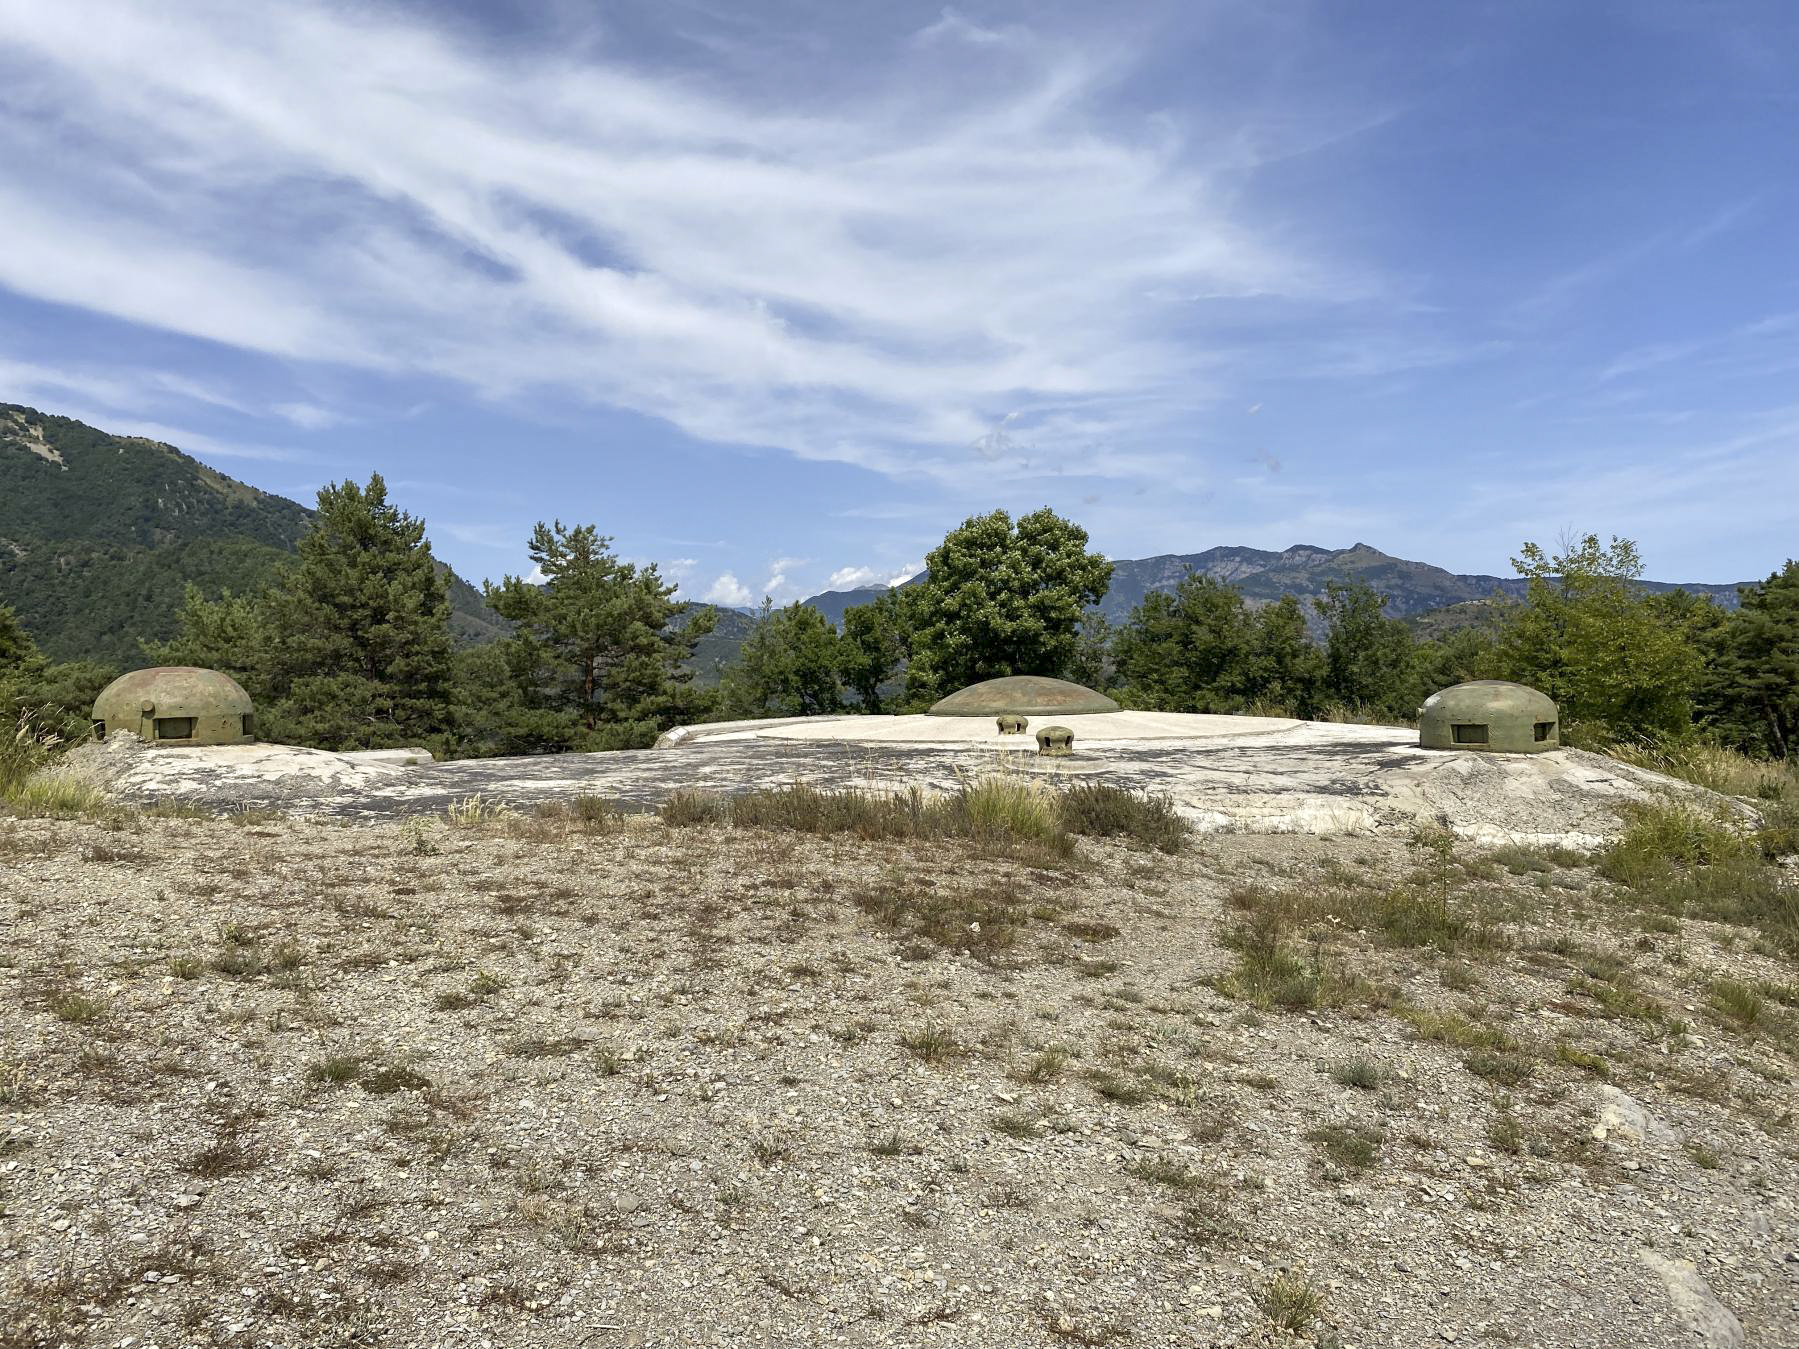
(1, 0, 1795, 604)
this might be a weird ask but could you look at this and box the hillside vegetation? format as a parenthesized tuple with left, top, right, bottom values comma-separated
(0, 405, 503, 663)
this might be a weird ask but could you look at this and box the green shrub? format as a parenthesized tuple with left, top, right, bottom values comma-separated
(1256, 1271, 1324, 1332)
(1055, 783, 1191, 853)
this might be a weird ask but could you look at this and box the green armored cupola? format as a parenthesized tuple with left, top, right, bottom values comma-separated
(1418, 680, 1559, 754)
(92, 667, 257, 746)
(927, 675, 1121, 717)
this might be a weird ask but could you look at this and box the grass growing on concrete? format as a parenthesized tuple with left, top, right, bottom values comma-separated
(1608, 741, 1798, 802)
(660, 779, 1074, 858)
(657, 778, 1191, 859)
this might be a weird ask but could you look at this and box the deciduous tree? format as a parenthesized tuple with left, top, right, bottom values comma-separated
(718, 599, 843, 718)
(902, 508, 1111, 705)
(1496, 535, 1701, 740)
(838, 593, 907, 712)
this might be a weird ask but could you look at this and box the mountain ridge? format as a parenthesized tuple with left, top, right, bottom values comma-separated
(2, 404, 1753, 670)
(794, 540, 1747, 630)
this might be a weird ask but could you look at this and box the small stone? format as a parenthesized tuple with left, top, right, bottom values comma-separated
(614, 1193, 642, 1214)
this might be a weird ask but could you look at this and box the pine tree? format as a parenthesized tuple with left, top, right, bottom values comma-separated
(484, 522, 714, 750)
(0, 605, 47, 685)
(141, 584, 265, 688)
(1, 605, 117, 737)
(257, 474, 455, 749)
(1711, 561, 1799, 757)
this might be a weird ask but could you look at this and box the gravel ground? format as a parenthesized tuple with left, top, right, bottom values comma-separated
(2, 808, 1795, 1348)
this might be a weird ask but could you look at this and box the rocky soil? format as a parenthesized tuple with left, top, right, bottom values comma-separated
(2, 807, 1795, 1348)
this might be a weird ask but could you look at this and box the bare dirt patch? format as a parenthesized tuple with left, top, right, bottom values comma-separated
(2, 810, 1795, 1347)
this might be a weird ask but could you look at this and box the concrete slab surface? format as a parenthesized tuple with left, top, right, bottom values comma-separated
(54, 714, 1736, 849)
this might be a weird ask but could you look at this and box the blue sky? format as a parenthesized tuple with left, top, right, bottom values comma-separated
(1, 0, 1794, 601)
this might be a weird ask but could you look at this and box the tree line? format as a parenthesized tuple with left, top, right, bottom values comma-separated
(3, 478, 1795, 761)
(715, 514, 1798, 758)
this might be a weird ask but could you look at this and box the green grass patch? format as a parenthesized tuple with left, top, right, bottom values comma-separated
(852, 874, 1066, 963)
(1394, 1003, 1517, 1052)
(47, 990, 106, 1024)
(1465, 1049, 1537, 1086)
(1306, 1122, 1383, 1172)
(1709, 978, 1766, 1029)
(1328, 1059, 1382, 1090)
(1124, 1156, 1211, 1190)
(1255, 1271, 1323, 1333)
(1555, 1042, 1610, 1077)
(1600, 801, 1797, 959)
(1216, 911, 1384, 1012)
(659, 778, 1076, 860)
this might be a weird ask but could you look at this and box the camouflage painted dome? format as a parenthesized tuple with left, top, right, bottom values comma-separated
(927, 675, 1121, 717)
(1418, 680, 1558, 754)
(92, 667, 256, 747)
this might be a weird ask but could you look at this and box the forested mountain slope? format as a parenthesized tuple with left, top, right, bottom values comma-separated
(0, 404, 504, 663)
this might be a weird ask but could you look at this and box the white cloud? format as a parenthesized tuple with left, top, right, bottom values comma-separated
(0, 0, 1348, 489)
(826, 560, 923, 591)
(272, 401, 343, 430)
(703, 572, 753, 607)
